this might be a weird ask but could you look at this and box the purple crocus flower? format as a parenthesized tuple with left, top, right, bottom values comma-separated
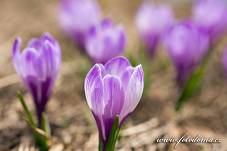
(85, 19, 126, 63)
(164, 21, 209, 87)
(84, 56, 144, 148)
(135, 1, 175, 55)
(59, 0, 101, 49)
(12, 33, 61, 126)
(192, 0, 227, 41)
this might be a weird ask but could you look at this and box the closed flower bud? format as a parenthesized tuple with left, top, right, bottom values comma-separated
(135, 1, 175, 55)
(85, 19, 126, 63)
(12, 33, 61, 126)
(164, 21, 209, 86)
(192, 0, 227, 41)
(84, 56, 144, 148)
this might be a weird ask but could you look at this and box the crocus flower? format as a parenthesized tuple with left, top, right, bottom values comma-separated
(223, 47, 227, 75)
(85, 19, 126, 63)
(84, 56, 144, 148)
(164, 21, 209, 87)
(12, 33, 61, 126)
(192, 0, 227, 41)
(59, 0, 101, 49)
(135, 1, 175, 55)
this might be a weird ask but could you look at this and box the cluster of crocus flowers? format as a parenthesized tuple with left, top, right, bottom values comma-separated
(59, 0, 101, 49)
(84, 56, 144, 150)
(192, 0, 227, 41)
(135, 1, 175, 56)
(85, 19, 126, 64)
(12, 33, 61, 149)
(164, 21, 209, 87)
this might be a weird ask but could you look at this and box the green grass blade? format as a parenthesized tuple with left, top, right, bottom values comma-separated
(17, 92, 35, 126)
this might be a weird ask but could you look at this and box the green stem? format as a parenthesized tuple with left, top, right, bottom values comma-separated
(17, 92, 35, 126)
(175, 45, 214, 111)
(33, 132, 49, 151)
(17, 92, 50, 151)
(41, 113, 51, 136)
(105, 116, 120, 151)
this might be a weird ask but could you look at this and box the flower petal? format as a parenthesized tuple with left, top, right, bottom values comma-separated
(90, 84, 104, 116)
(84, 64, 103, 108)
(12, 38, 22, 75)
(104, 56, 131, 77)
(103, 75, 124, 118)
(101, 75, 124, 141)
(20, 48, 38, 78)
(120, 65, 144, 122)
(121, 66, 134, 90)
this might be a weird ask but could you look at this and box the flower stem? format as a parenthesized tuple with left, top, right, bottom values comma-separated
(175, 45, 213, 111)
(17, 92, 35, 126)
(17, 92, 50, 151)
(105, 116, 120, 151)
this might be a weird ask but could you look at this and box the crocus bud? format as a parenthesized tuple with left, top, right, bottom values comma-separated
(85, 19, 126, 63)
(84, 56, 144, 148)
(135, 1, 175, 55)
(223, 47, 227, 75)
(12, 33, 61, 126)
(192, 0, 227, 41)
(164, 21, 209, 87)
(59, 0, 101, 49)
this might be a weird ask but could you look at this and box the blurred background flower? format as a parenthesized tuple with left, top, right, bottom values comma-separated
(59, 0, 101, 49)
(192, 0, 227, 41)
(164, 21, 209, 87)
(85, 19, 126, 63)
(135, 1, 175, 56)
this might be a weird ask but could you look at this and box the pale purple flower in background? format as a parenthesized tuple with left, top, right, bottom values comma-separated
(85, 19, 126, 63)
(84, 56, 144, 148)
(192, 0, 227, 41)
(135, 1, 175, 55)
(12, 33, 61, 126)
(164, 21, 209, 87)
(59, 0, 101, 49)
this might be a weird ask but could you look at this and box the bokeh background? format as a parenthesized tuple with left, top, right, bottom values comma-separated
(0, 0, 227, 150)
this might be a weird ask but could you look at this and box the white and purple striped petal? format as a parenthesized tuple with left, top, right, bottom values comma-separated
(12, 33, 61, 126)
(84, 56, 144, 146)
(120, 65, 144, 121)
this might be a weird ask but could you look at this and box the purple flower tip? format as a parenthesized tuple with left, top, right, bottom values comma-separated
(84, 56, 144, 146)
(135, 1, 175, 55)
(192, 0, 227, 41)
(59, 0, 101, 49)
(164, 21, 209, 87)
(12, 33, 61, 126)
(85, 18, 126, 64)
